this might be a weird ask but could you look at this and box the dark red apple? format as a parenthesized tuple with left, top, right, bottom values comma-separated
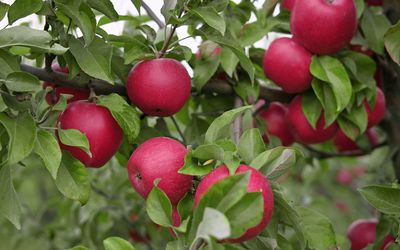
(364, 88, 386, 128)
(333, 127, 379, 152)
(57, 101, 123, 168)
(194, 164, 274, 243)
(263, 37, 312, 94)
(282, 0, 296, 11)
(291, 0, 358, 55)
(44, 64, 89, 104)
(286, 96, 338, 144)
(126, 59, 191, 117)
(365, 0, 383, 6)
(258, 102, 295, 146)
(127, 137, 193, 205)
(347, 219, 395, 250)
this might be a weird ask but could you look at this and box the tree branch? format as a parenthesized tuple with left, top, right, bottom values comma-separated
(303, 142, 388, 159)
(140, 0, 164, 28)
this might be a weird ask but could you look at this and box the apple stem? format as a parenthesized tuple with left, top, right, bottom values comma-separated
(88, 84, 98, 102)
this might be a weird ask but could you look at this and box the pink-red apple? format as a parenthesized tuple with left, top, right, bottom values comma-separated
(282, 0, 296, 11)
(336, 169, 353, 185)
(291, 0, 358, 55)
(347, 219, 395, 250)
(364, 87, 386, 128)
(194, 164, 274, 243)
(258, 102, 295, 146)
(127, 137, 193, 205)
(334, 127, 379, 152)
(126, 59, 191, 117)
(44, 64, 89, 104)
(57, 101, 123, 168)
(286, 96, 338, 144)
(263, 37, 312, 93)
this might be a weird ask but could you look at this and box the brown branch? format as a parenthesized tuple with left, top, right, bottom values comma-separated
(303, 142, 388, 159)
(140, 0, 164, 28)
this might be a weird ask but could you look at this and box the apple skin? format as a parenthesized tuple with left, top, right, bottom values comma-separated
(194, 164, 274, 243)
(291, 0, 358, 55)
(127, 137, 193, 205)
(333, 127, 378, 152)
(282, 0, 296, 11)
(44, 64, 89, 104)
(126, 59, 191, 117)
(365, 0, 383, 6)
(258, 102, 295, 146)
(286, 96, 338, 144)
(364, 88, 386, 128)
(57, 101, 123, 168)
(263, 37, 312, 94)
(347, 219, 395, 250)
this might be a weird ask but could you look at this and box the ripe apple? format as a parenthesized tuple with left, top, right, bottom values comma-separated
(126, 58, 191, 117)
(333, 127, 378, 152)
(347, 219, 395, 250)
(282, 0, 296, 11)
(258, 102, 295, 146)
(263, 37, 312, 94)
(291, 0, 358, 55)
(43, 64, 89, 104)
(286, 96, 338, 144)
(336, 168, 353, 185)
(364, 87, 386, 128)
(57, 101, 123, 168)
(127, 137, 193, 205)
(365, 0, 383, 6)
(194, 164, 274, 243)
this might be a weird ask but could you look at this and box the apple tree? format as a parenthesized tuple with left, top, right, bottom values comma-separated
(0, 0, 399, 249)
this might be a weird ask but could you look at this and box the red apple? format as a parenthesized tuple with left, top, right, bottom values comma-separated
(286, 96, 338, 144)
(347, 219, 395, 250)
(366, 0, 383, 6)
(57, 101, 123, 168)
(258, 102, 295, 146)
(336, 168, 353, 185)
(364, 88, 386, 128)
(263, 37, 312, 94)
(44, 64, 89, 104)
(126, 59, 191, 117)
(291, 0, 358, 55)
(282, 0, 296, 11)
(333, 127, 379, 152)
(127, 137, 193, 205)
(194, 165, 274, 243)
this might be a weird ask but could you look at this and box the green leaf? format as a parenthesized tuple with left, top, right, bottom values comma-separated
(361, 7, 391, 55)
(220, 47, 239, 77)
(238, 128, 265, 165)
(5, 72, 41, 92)
(192, 207, 231, 246)
(103, 237, 136, 250)
(98, 94, 140, 144)
(8, 0, 43, 24)
(191, 6, 226, 35)
(193, 56, 220, 90)
(0, 49, 20, 79)
(68, 246, 90, 250)
(0, 165, 21, 229)
(55, 153, 90, 205)
(384, 21, 400, 65)
(179, 149, 214, 176)
(337, 116, 360, 141)
(250, 147, 298, 180)
(301, 91, 322, 129)
(57, 126, 91, 157)
(354, 0, 365, 19)
(193, 144, 225, 161)
(87, 0, 119, 21)
(146, 185, 173, 227)
(223, 151, 241, 175)
(205, 105, 252, 143)
(0, 3, 9, 22)
(339, 51, 376, 86)
(359, 185, 400, 215)
(0, 112, 36, 165)
(55, 0, 96, 45)
(310, 56, 352, 114)
(342, 104, 368, 135)
(33, 130, 62, 180)
(311, 78, 339, 125)
(0, 26, 68, 54)
(161, 0, 177, 24)
(297, 207, 338, 250)
(206, 35, 255, 83)
(69, 37, 114, 84)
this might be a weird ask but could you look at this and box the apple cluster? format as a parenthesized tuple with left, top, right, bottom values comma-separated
(258, 0, 386, 151)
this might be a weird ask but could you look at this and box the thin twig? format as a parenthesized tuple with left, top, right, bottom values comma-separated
(140, 0, 164, 28)
(303, 142, 388, 159)
(171, 116, 186, 144)
(157, 7, 185, 58)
